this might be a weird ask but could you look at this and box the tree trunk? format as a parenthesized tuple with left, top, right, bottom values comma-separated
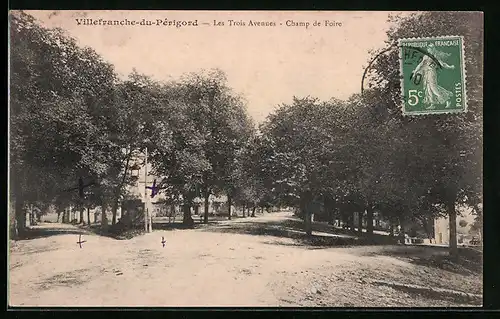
(168, 204, 173, 223)
(203, 191, 209, 224)
(112, 206, 117, 225)
(182, 194, 194, 227)
(14, 179, 26, 238)
(341, 213, 347, 229)
(15, 198, 26, 238)
(87, 207, 91, 226)
(324, 195, 334, 225)
(111, 188, 123, 226)
(227, 195, 232, 220)
(332, 209, 338, 227)
(301, 192, 313, 236)
(69, 206, 73, 223)
(112, 148, 132, 226)
(27, 205, 34, 226)
(80, 206, 85, 225)
(57, 211, 61, 223)
(473, 203, 483, 243)
(242, 204, 246, 217)
(366, 205, 374, 236)
(350, 211, 356, 231)
(13, 171, 27, 238)
(183, 203, 194, 227)
(101, 203, 108, 230)
(479, 223, 483, 243)
(74, 206, 79, 224)
(29, 209, 34, 226)
(357, 211, 363, 236)
(420, 217, 433, 243)
(304, 211, 312, 235)
(398, 217, 405, 244)
(251, 206, 256, 217)
(448, 201, 458, 259)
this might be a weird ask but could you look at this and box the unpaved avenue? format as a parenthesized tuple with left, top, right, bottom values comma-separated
(9, 212, 482, 307)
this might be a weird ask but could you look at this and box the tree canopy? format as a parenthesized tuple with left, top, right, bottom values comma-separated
(10, 10, 482, 259)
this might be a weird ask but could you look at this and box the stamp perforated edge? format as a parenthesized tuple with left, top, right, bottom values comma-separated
(398, 35, 467, 117)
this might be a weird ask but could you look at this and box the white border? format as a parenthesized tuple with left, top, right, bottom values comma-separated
(398, 35, 467, 116)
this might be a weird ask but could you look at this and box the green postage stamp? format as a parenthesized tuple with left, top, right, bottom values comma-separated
(399, 35, 467, 115)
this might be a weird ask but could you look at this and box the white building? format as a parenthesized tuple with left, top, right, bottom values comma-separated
(434, 206, 477, 245)
(123, 151, 231, 220)
(123, 150, 167, 222)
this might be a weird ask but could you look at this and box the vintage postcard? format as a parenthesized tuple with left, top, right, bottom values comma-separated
(8, 11, 483, 308)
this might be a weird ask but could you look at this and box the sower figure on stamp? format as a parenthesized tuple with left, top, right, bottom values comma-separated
(411, 43, 455, 110)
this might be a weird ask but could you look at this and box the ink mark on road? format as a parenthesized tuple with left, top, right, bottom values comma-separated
(77, 234, 86, 248)
(161, 236, 166, 247)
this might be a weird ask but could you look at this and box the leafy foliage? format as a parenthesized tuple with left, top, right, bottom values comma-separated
(10, 10, 481, 254)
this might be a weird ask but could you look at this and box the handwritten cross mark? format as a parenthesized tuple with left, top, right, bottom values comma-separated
(146, 179, 160, 198)
(77, 234, 86, 248)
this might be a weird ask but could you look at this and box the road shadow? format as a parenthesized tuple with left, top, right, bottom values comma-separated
(15, 224, 89, 240)
(202, 216, 397, 247)
(81, 219, 222, 240)
(311, 221, 397, 245)
(260, 239, 342, 250)
(360, 245, 483, 276)
(153, 221, 219, 230)
(81, 223, 146, 240)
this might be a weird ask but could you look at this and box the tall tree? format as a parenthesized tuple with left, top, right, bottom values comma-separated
(147, 81, 209, 227)
(10, 11, 117, 236)
(179, 69, 255, 224)
(367, 12, 483, 257)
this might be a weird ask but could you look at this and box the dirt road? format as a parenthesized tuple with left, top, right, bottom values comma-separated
(8, 211, 482, 307)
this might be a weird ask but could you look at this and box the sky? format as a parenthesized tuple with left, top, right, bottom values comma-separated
(25, 10, 410, 124)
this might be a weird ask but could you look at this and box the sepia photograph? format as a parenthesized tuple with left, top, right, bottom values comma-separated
(8, 10, 483, 307)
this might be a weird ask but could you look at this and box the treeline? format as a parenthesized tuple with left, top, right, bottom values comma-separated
(9, 11, 257, 235)
(10, 11, 482, 258)
(252, 12, 482, 257)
